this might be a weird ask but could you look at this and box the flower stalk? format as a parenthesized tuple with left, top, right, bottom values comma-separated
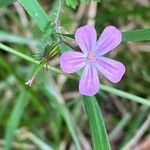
(25, 58, 46, 86)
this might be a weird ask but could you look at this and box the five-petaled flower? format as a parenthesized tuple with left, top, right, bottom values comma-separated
(59, 25, 125, 96)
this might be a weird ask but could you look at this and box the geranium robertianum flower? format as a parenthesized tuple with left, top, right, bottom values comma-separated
(60, 25, 125, 96)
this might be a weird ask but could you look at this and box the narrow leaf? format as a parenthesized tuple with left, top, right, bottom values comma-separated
(5, 91, 29, 150)
(0, 31, 38, 45)
(65, 0, 78, 9)
(49, 0, 61, 24)
(122, 28, 150, 42)
(59, 28, 150, 42)
(19, 0, 50, 32)
(83, 96, 111, 150)
(0, 0, 16, 7)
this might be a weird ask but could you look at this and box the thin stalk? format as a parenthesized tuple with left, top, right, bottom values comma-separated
(0, 43, 76, 79)
(101, 85, 150, 106)
(0, 43, 150, 106)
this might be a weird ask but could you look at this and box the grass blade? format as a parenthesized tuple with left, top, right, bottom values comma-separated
(4, 91, 29, 150)
(19, 0, 50, 32)
(0, 31, 38, 45)
(59, 28, 150, 42)
(65, 0, 78, 9)
(99, 7, 150, 23)
(49, 0, 61, 24)
(83, 96, 111, 150)
(122, 28, 150, 42)
(0, 0, 16, 7)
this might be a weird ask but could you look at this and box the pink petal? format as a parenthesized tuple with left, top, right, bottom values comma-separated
(25, 77, 35, 86)
(95, 57, 125, 83)
(59, 51, 86, 73)
(75, 25, 97, 54)
(96, 26, 122, 55)
(79, 64, 100, 96)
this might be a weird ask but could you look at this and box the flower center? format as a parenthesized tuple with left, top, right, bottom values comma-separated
(87, 53, 96, 61)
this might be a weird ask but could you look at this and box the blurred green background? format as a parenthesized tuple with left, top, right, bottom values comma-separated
(0, 0, 150, 149)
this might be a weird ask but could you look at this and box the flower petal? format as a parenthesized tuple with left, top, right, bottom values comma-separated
(79, 64, 99, 96)
(96, 26, 122, 55)
(75, 25, 97, 54)
(59, 51, 86, 73)
(95, 57, 125, 83)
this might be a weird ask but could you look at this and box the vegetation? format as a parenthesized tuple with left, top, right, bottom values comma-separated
(0, 0, 150, 149)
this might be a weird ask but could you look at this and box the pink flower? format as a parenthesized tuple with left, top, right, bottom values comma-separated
(59, 25, 125, 96)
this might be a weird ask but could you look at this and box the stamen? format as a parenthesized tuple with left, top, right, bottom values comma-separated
(87, 53, 96, 61)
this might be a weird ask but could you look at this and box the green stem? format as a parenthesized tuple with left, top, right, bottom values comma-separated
(0, 43, 65, 76)
(0, 43, 150, 106)
(101, 85, 150, 106)
(0, 43, 36, 63)
(32, 58, 46, 77)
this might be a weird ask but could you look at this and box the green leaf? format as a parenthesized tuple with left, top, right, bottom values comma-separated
(18, 0, 60, 63)
(65, 0, 78, 9)
(0, 0, 16, 8)
(49, 0, 61, 24)
(122, 28, 150, 42)
(94, 0, 101, 2)
(0, 31, 38, 45)
(84, 0, 100, 2)
(83, 96, 111, 150)
(19, 0, 50, 32)
(80, 0, 89, 3)
(5, 91, 29, 150)
(59, 28, 150, 42)
(99, 7, 150, 23)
